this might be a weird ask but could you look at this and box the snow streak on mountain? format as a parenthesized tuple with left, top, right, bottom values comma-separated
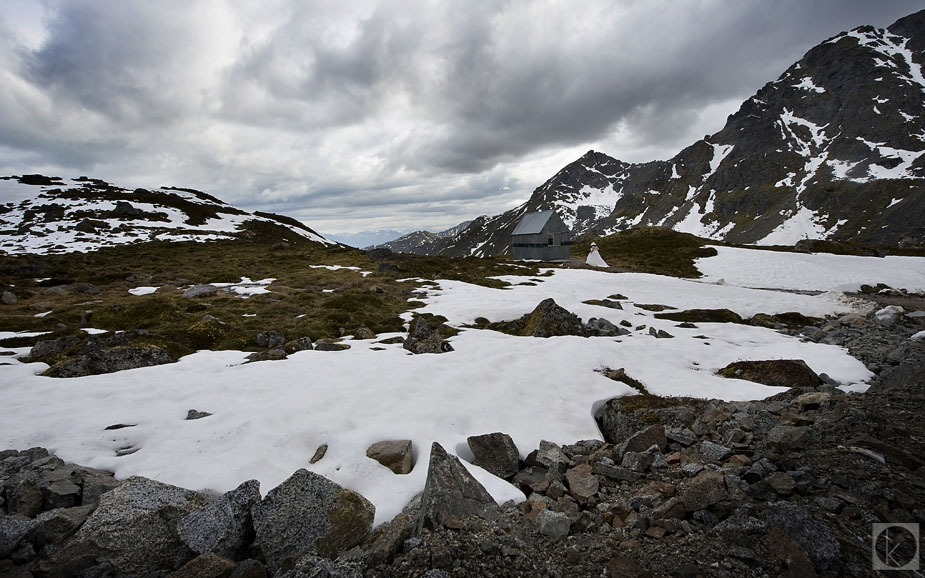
(0, 175, 331, 254)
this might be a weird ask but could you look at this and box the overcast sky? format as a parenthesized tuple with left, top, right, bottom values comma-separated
(0, 1, 920, 236)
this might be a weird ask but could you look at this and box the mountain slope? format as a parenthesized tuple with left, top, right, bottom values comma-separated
(0, 175, 332, 254)
(423, 9, 925, 257)
(376, 219, 473, 254)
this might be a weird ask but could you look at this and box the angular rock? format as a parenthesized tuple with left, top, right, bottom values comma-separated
(766, 472, 796, 495)
(529, 440, 570, 472)
(0, 516, 38, 558)
(565, 464, 599, 500)
(698, 441, 733, 463)
(403, 313, 456, 354)
(1, 290, 17, 305)
(648, 327, 674, 339)
(230, 559, 268, 578)
(251, 469, 374, 571)
(416, 443, 500, 534)
(284, 337, 314, 354)
(598, 398, 648, 445)
(186, 409, 213, 420)
(42, 476, 210, 577)
(535, 510, 571, 540)
(166, 552, 236, 578)
(366, 440, 414, 475)
(666, 427, 697, 446)
(680, 470, 728, 512)
(365, 512, 415, 567)
(518, 298, 584, 337)
(178, 479, 261, 559)
(591, 463, 642, 483)
(767, 425, 811, 450)
(623, 424, 667, 454)
(467, 433, 520, 480)
(621, 451, 654, 472)
(764, 502, 840, 572)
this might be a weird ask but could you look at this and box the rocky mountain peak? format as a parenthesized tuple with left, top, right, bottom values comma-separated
(400, 9, 924, 258)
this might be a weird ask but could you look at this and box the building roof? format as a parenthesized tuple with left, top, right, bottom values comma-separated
(512, 210, 555, 236)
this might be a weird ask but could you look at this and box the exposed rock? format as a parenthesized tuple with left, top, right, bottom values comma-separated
(314, 339, 351, 351)
(310, 444, 328, 464)
(178, 479, 261, 559)
(717, 359, 823, 388)
(467, 433, 520, 480)
(535, 510, 571, 540)
(251, 469, 374, 571)
(565, 464, 599, 500)
(44, 346, 174, 378)
(365, 512, 415, 567)
(166, 552, 237, 578)
(42, 476, 210, 577)
(767, 425, 811, 450)
(403, 313, 456, 354)
(874, 305, 904, 327)
(366, 247, 393, 260)
(655, 309, 743, 324)
(284, 337, 314, 353)
(598, 398, 647, 445)
(764, 502, 840, 572)
(186, 409, 212, 420)
(1, 290, 16, 305)
(487, 298, 585, 338)
(621, 451, 654, 472)
(648, 327, 674, 339)
(183, 284, 218, 298)
(698, 441, 733, 463)
(366, 440, 414, 475)
(416, 443, 500, 534)
(680, 470, 727, 512)
(623, 424, 667, 454)
(255, 331, 286, 349)
(584, 317, 630, 337)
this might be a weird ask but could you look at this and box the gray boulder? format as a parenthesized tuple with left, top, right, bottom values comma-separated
(699, 440, 733, 463)
(1, 290, 17, 305)
(535, 510, 571, 540)
(598, 398, 647, 445)
(256, 331, 286, 349)
(45, 346, 174, 378)
(403, 313, 456, 354)
(178, 479, 261, 559)
(416, 443, 500, 534)
(623, 424, 667, 454)
(467, 433, 520, 480)
(366, 440, 414, 475)
(251, 469, 374, 572)
(165, 552, 237, 578)
(42, 476, 210, 577)
(183, 284, 218, 298)
(680, 470, 728, 512)
(764, 501, 840, 571)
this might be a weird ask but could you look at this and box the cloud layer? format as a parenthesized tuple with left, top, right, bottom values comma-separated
(0, 0, 920, 234)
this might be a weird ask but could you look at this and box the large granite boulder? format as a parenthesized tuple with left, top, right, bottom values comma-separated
(41, 476, 211, 577)
(416, 443, 501, 534)
(178, 479, 261, 559)
(251, 469, 374, 572)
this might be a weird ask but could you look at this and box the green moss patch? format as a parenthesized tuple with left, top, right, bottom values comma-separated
(573, 227, 719, 278)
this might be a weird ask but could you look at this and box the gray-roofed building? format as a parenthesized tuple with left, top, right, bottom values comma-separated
(511, 210, 571, 261)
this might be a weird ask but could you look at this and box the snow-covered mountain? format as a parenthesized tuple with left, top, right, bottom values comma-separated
(0, 175, 332, 254)
(375, 219, 473, 253)
(418, 9, 925, 257)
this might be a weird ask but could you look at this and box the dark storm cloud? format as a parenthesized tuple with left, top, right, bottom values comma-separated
(0, 0, 921, 232)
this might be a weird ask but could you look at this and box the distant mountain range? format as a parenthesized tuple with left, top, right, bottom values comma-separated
(375, 220, 473, 253)
(0, 175, 331, 254)
(389, 9, 925, 257)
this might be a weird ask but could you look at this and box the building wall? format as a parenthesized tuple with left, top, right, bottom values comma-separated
(512, 226, 571, 260)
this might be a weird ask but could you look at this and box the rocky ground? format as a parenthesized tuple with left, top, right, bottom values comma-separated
(1, 293, 923, 578)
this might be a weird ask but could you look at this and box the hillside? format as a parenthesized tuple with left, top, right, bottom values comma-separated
(0, 174, 332, 254)
(415, 9, 925, 257)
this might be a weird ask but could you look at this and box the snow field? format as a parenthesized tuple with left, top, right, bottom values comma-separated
(1, 251, 900, 525)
